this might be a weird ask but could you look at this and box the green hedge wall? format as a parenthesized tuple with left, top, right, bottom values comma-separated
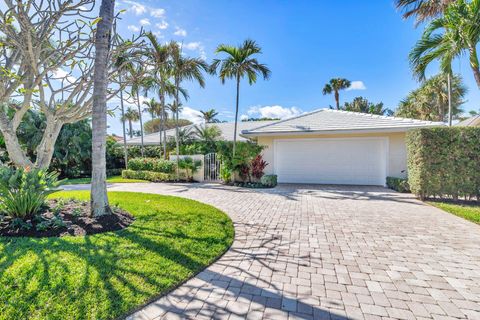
(406, 127, 480, 200)
(127, 158, 175, 173)
(122, 170, 186, 182)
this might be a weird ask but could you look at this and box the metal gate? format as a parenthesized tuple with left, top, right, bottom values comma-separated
(204, 153, 221, 181)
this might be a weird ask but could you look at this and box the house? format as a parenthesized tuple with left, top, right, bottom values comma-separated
(241, 109, 444, 186)
(124, 120, 276, 145)
(456, 115, 480, 127)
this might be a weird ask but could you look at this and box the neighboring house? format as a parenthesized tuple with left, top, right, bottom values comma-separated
(456, 115, 480, 127)
(124, 120, 276, 145)
(241, 109, 443, 186)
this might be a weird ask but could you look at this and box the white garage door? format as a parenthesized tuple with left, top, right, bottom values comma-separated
(274, 138, 387, 185)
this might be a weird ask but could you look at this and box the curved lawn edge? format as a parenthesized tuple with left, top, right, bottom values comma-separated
(0, 191, 234, 320)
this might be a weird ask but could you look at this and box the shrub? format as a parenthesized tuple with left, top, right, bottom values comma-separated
(127, 158, 175, 173)
(122, 170, 175, 182)
(406, 127, 480, 200)
(386, 177, 410, 193)
(178, 157, 202, 182)
(217, 141, 265, 182)
(260, 174, 277, 188)
(0, 167, 61, 219)
(220, 167, 232, 183)
(251, 154, 268, 180)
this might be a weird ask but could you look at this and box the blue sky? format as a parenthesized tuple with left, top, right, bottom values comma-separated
(108, 0, 480, 135)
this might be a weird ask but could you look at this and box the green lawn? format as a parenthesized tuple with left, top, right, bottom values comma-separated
(0, 191, 234, 320)
(429, 201, 480, 225)
(61, 175, 148, 185)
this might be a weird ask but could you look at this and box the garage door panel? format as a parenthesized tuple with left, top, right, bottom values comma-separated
(274, 138, 386, 185)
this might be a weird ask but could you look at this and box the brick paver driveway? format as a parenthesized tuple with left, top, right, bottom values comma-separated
(67, 183, 480, 319)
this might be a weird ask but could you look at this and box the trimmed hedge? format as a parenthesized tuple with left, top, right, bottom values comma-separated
(386, 177, 410, 193)
(406, 127, 480, 200)
(127, 158, 175, 173)
(122, 170, 179, 182)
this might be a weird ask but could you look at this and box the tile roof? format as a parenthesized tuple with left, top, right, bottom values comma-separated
(455, 115, 480, 127)
(242, 109, 444, 136)
(124, 120, 277, 145)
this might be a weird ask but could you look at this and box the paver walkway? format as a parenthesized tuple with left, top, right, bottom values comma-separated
(66, 183, 480, 319)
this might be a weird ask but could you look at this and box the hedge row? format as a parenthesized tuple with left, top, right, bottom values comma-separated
(127, 158, 175, 173)
(406, 127, 480, 200)
(122, 170, 186, 182)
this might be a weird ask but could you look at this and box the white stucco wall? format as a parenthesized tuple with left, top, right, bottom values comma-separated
(257, 132, 408, 179)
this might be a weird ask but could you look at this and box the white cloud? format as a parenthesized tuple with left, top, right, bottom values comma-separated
(174, 27, 187, 37)
(347, 80, 367, 91)
(246, 105, 303, 119)
(53, 68, 76, 83)
(127, 25, 140, 32)
(139, 18, 150, 26)
(179, 106, 203, 124)
(150, 8, 166, 18)
(184, 42, 201, 50)
(155, 20, 168, 29)
(123, 0, 146, 15)
(240, 114, 249, 121)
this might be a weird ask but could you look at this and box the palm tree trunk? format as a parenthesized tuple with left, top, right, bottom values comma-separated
(90, 0, 115, 217)
(128, 120, 133, 139)
(136, 90, 144, 157)
(175, 77, 180, 180)
(160, 91, 166, 158)
(334, 90, 340, 110)
(469, 47, 480, 89)
(232, 74, 240, 158)
(119, 74, 128, 169)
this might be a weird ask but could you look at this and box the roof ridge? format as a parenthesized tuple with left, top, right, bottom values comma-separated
(323, 108, 443, 124)
(242, 108, 325, 133)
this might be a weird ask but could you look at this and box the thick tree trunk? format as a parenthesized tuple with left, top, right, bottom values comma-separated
(34, 118, 63, 169)
(1, 127, 33, 167)
(90, 0, 115, 217)
(136, 91, 144, 157)
(128, 120, 133, 138)
(160, 92, 167, 158)
(119, 75, 128, 168)
(232, 74, 240, 158)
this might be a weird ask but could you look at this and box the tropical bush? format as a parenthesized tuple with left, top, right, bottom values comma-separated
(217, 141, 264, 182)
(178, 157, 202, 181)
(251, 154, 268, 180)
(386, 177, 410, 193)
(122, 170, 177, 182)
(406, 127, 480, 200)
(0, 167, 60, 219)
(127, 158, 175, 173)
(260, 174, 277, 188)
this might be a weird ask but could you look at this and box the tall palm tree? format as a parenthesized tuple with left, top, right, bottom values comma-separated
(128, 65, 148, 156)
(322, 78, 351, 110)
(396, 0, 454, 25)
(121, 107, 140, 138)
(170, 42, 208, 177)
(113, 48, 134, 169)
(90, 0, 115, 217)
(143, 33, 177, 158)
(143, 98, 161, 121)
(199, 109, 220, 123)
(211, 39, 271, 157)
(409, 0, 480, 88)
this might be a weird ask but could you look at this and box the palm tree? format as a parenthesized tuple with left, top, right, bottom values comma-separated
(143, 98, 161, 121)
(144, 33, 176, 157)
(396, 73, 466, 121)
(409, 0, 480, 88)
(90, 0, 115, 217)
(211, 39, 271, 157)
(127, 65, 148, 156)
(395, 0, 454, 25)
(121, 107, 140, 138)
(322, 78, 351, 110)
(170, 42, 208, 177)
(113, 48, 134, 169)
(194, 124, 222, 142)
(199, 109, 220, 123)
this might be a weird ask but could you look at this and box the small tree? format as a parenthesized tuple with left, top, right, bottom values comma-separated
(178, 157, 202, 182)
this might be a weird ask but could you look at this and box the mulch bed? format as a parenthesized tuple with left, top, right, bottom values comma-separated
(0, 199, 134, 238)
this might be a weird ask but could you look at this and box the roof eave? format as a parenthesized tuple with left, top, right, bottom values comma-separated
(241, 125, 444, 138)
